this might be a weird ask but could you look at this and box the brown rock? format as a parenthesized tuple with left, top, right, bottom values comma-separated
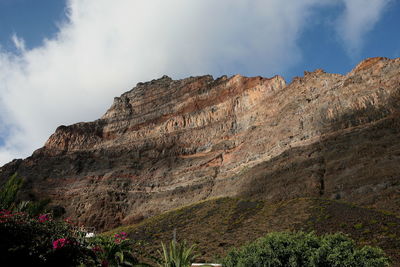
(1, 57, 400, 231)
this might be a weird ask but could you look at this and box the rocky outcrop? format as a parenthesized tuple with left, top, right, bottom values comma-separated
(1, 57, 399, 231)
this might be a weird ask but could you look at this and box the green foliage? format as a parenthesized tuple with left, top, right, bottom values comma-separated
(0, 211, 151, 266)
(0, 211, 95, 266)
(0, 173, 24, 210)
(12, 198, 52, 217)
(0, 174, 50, 216)
(354, 223, 364, 230)
(88, 233, 149, 267)
(222, 231, 390, 267)
(25, 198, 52, 216)
(157, 240, 198, 267)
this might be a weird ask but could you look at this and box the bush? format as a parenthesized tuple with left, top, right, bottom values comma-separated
(0, 175, 151, 266)
(0, 174, 24, 210)
(222, 232, 390, 267)
(0, 210, 95, 266)
(158, 240, 198, 267)
(88, 233, 148, 266)
(0, 210, 152, 266)
(0, 174, 50, 216)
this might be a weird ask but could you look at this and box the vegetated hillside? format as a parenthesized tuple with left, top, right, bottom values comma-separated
(0, 57, 400, 232)
(106, 197, 400, 265)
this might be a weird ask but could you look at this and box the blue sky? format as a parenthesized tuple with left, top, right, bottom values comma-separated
(288, 1, 400, 77)
(0, 0, 66, 52)
(0, 0, 399, 164)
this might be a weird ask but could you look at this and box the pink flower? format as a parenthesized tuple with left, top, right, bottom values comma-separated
(52, 238, 70, 249)
(114, 232, 128, 241)
(38, 214, 49, 223)
(0, 210, 13, 219)
(120, 232, 128, 239)
(0, 210, 11, 215)
(114, 232, 128, 243)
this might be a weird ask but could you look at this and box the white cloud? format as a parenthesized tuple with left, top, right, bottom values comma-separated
(0, 0, 390, 165)
(336, 0, 390, 56)
(11, 33, 26, 52)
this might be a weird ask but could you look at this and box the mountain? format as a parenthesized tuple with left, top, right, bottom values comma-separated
(0, 57, 399, 233)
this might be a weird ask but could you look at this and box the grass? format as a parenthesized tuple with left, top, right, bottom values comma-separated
(354, 223, 364, 230)
(104, 197, 400, 265)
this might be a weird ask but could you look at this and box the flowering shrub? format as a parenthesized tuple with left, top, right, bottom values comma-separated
(0, 175, 148, 266)
(0, 210, 13, 223)
(38, 213, 50, 223)
(114, 231, 128, 243)
(0, 210, 95, 266)
(53, 238, 71, 249)
(0, 210, 150, 266)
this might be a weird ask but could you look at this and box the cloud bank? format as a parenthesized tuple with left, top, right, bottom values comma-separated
(0, 0, 390, 165)
(336, 0, 391, 55)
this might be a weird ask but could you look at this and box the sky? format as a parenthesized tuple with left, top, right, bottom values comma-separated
(0, 0, 399, 166)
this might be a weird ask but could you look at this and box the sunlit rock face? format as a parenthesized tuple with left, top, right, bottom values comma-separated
(1, 57, 399, 231)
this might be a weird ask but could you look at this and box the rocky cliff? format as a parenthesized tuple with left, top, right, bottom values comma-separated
(1, 57, 399, 231)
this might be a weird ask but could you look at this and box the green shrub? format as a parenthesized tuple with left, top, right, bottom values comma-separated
(158, 240, 198, 267)
(88, 233, 149, 266)
(0, 174, 50, 216)
(0, 174, 24, 210)
(354, 223, 364, 230)
(222, 231, 390, 267)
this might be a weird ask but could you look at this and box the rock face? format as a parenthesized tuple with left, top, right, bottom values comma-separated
(1, 57, 399, 231)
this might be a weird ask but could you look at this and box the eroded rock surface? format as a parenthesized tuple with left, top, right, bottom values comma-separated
(1, 57, 399, 231)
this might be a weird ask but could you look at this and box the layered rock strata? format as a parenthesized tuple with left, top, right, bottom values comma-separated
(1, 57, 399, 230)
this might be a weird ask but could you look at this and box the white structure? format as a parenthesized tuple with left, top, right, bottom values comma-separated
(85, 232, 95, 238)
